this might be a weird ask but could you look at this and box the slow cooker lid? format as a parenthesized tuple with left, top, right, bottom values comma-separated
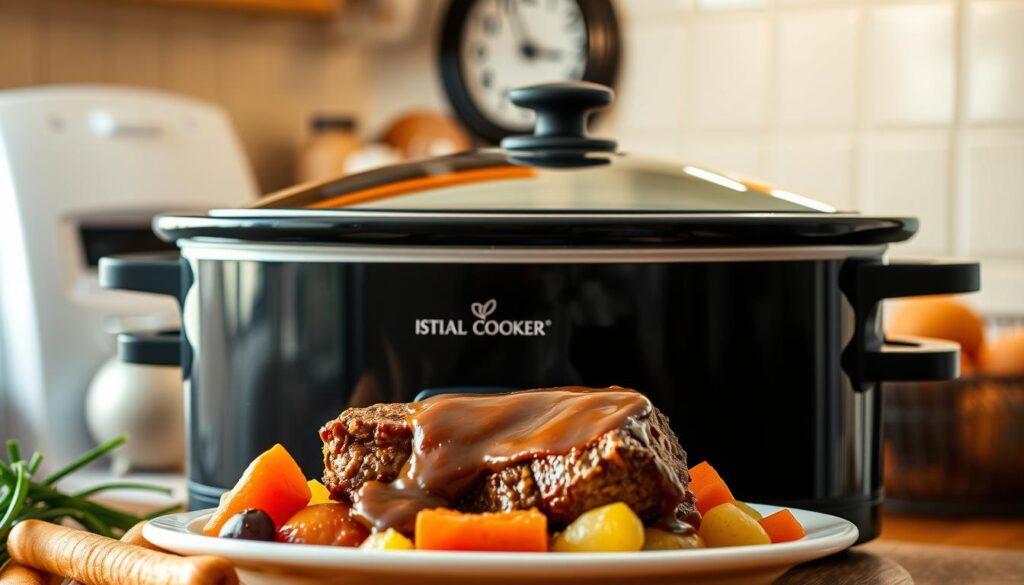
(244, 150, 838, 214)
(155, 83, 918, 247)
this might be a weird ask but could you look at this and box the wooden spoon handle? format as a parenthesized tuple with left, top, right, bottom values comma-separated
(67, 521, 172, 585)
(8, 521, 237, 585)
(0, 561, 56, 585)
(120, 521, 168, 553)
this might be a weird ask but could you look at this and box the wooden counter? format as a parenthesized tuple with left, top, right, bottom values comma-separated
(880, 513, 1024, 551)
(775, 513, 1024, 584)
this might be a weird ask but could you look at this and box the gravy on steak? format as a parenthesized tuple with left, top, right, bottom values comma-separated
(353, 387, 651, 533)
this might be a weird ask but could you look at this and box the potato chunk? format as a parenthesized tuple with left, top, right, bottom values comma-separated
(698, 503, 771, 547)
(552, 502, 644, 553)
(642, 528, 704, 551)
(360, 528, 414, 550)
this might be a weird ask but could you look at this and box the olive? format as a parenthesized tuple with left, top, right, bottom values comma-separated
(218, 508, 276, 541)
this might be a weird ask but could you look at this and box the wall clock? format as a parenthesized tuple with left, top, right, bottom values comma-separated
(440, 0, 620, 144)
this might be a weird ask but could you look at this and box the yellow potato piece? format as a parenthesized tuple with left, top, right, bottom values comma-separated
(642, 528, 705, 551)
(698, 503, 771, 547)
(360, 528, 414, 550)
(306, 479, 332, 506)
(552, 502, 644, 553)
(733, 501, 763, 521)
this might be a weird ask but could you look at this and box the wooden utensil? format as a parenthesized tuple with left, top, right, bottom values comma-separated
(7, 520, 237, 585)
(0, 561, 56, 585)
(118, 521, 168, 553)
(66, 521, 171, 585)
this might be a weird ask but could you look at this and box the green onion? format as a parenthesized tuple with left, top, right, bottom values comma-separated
(0, 435, 180, 566)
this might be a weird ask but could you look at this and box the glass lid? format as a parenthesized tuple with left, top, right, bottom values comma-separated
(157, 83, 917, 248)
(243, 150, 837, 215)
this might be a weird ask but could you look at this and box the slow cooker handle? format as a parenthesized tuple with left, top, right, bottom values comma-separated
(842, 259, 981, 392)
(99, 252, 185, 303)
(117, 330, 181, 366)
(99, 253, 187, 367)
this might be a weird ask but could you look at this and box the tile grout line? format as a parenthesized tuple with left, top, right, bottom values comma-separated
(949, 0, 970, 259)
(852, 0, 871, 217)
(762, 0, 779, 179)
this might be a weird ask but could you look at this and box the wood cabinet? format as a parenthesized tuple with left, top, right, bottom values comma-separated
(120, 0, 341, 17)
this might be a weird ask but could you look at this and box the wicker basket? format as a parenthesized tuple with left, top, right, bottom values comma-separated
(883, 318, 1024, 516)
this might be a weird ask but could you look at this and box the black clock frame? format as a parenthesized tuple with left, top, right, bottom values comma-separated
(439, 0, 621, 145)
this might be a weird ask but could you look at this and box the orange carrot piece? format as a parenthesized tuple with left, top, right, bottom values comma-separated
(415, 508, 548, 552)
(688, 461, 736, 516)
(758, 509, 805, 543)
(203, 443, 311, 537)
(688, 461, 720, 493)
(695, 482, 736, 516)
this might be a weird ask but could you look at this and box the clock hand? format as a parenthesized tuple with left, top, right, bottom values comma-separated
(534, 47, 564, 61)
(502, 0, 540, 59)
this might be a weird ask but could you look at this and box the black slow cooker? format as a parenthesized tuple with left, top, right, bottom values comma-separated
(101, 83, 979, 543)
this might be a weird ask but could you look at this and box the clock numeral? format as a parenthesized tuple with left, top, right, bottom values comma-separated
(481, 14, 500, 36)
(475, 44, 488, 61)
(481, 68, 493, 89)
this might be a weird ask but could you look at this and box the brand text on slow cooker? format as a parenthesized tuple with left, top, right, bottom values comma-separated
(414, 299, 549, 337)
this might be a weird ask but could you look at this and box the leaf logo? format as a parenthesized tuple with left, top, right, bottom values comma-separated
(471, 299, 497, 321)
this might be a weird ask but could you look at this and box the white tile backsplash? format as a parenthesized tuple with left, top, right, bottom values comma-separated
(618, 21, 687, 131)
(864, 133, 951, 255)
(867, 1, 956, 127)
(969, 0, 1024, 123)
(776, 8, 859, 129)
(692, 16, 770, 129)
(766, 135, 855, 211)
(607, 0, 1024, 310)
(620, 0, 692, 17)
(966, 132, 1024, 256)
(697, 0, 767, 11)
(678, 135, 764, 177)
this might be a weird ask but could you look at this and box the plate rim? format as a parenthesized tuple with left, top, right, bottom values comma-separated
(144, 504, 858, 576)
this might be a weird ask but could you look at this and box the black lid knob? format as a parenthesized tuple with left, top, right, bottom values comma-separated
(500, 82, 617, 153)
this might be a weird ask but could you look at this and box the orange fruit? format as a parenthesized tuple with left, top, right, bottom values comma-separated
(960, 351, 976, 377)
(979, 329, 1024, 375)
(888, 297, 985, 359)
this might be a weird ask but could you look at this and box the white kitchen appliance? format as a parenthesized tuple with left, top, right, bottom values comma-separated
(0, 86, 256, 469)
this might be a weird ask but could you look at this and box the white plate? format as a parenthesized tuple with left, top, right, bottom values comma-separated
(145, 504, 858, 585)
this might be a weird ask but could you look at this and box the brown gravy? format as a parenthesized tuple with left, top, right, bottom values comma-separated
(353, 387, 651, 533)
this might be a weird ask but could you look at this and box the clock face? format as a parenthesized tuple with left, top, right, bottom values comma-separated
(460, 0, 589, 132)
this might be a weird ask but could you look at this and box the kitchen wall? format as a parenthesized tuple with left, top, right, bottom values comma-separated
(606, 0, 1024, 313)
(0, 0, 370, 191)
(1, 0, 1020, 313)
(368, 0, 1024, 314)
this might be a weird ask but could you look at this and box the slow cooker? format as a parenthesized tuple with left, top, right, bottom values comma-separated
(101, 83, 979, 543)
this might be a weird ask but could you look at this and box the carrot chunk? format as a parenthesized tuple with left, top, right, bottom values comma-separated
(688, 461, 736, 516)
(203, 444, 311, 537)
(758, 508, 805, 543)
(415, 508, 548, 552)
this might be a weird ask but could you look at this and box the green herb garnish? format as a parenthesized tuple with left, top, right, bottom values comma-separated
(1, 434, 179, 565)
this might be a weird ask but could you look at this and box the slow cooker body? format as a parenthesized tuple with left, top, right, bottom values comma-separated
(177, 244, 884, 539)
